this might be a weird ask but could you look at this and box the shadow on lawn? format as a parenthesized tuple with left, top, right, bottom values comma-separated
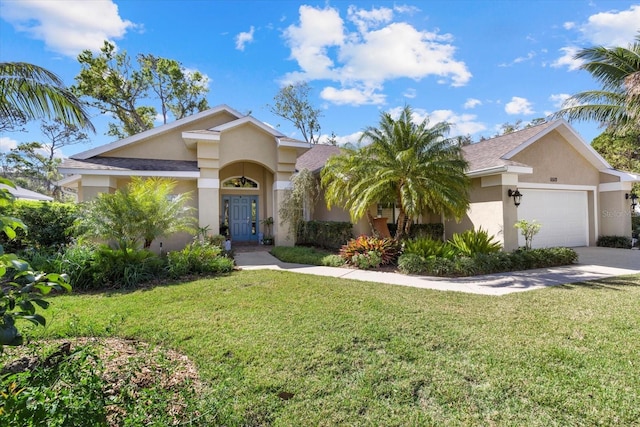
(553, 275, 640, 291)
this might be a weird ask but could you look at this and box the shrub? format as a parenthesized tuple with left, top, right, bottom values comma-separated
(474, 252, 513, 274)
(408, 223, 444, 240)
(514, 219, 542, 250)
(167, 242, 233, 278)
(26, 244, 99, 291)
(296, 221, 353, 249)
(351, 251, 383, 270)
(449, 228, 502, 256)
(0, 200, 79, 252)
(597, 235, 632, 249)
(206, 234, 227, 249)
(321, 254, 345, 267)
(403, 237, 457, 260)
(339, 235, 399, 266)
(397, 253, 428, 275)
(93, 246, 166, 288)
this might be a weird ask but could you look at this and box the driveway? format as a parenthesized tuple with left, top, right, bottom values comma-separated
(234, 246, 639, 296)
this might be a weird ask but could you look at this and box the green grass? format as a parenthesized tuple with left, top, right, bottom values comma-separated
(15, 271, 640, 426)
(270, 245, 337, 265)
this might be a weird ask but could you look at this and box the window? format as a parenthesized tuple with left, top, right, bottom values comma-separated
(222, 177, 258, 188)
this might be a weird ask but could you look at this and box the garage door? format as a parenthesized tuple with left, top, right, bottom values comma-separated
(517, 189, 588, 248)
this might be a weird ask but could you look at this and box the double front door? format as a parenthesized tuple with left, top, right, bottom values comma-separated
(224, 195, 258, 242)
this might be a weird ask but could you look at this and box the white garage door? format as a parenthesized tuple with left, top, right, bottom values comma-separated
(517, 189, 588, 248)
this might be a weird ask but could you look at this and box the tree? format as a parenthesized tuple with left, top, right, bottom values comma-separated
(74, 41, 209, 139)
(321, 105, 470, 241)
(3, 142, 61, 196)
(139, 54, 209, 123)
(278, 168, 319, 238)
(74, 41, 154, 138)
(553, 34, 640, 136)
(78, 177, 197, 251)
(2, 119, 88, 199)
(268, 82, 322, 144)
(0, 62, 93, 132)
(592, 131, 640, 173)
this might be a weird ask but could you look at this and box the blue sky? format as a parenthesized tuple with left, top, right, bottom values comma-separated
(1, 0, 639, 157)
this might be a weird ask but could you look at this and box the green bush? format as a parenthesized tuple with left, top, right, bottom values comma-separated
(449, 228, 502, 256)
(409, 223, 444, 240)
(398, 247, 578, 277)
(296, 221, 353, 249)
(403, 237, 457, 260)
(597, 235, 632, 249)
(397, 253, 428, 274)
(167, 242, 233, 278)
(321, 254, 345, 267)
(93, 247, 165, 288)
(351, 251, 383, 270)
(0, 201, 79, 252)
(339, 235, 399, 266)
(26, 244, 99, 291)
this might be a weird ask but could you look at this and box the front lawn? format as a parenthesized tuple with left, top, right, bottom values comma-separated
(6, 271, 640, 425)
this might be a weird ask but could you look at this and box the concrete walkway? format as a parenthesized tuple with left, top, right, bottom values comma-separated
(234, 247, 639, 296)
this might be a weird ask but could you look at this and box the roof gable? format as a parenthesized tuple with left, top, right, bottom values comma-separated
(463, 119, 613, 176)
(72, 104, 245, 160)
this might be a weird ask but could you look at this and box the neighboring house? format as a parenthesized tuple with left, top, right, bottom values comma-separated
(0, 184, 53, 202)
(58, 106, 638, 251)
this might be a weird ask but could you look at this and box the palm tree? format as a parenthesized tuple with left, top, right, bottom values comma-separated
(0, 62, 94, 131)
(554, 35, 640, 136)
(79, 177, 196, 251)
(321, 105, 470, 241)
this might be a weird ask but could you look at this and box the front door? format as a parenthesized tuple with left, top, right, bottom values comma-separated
(227, 195, 258, 242)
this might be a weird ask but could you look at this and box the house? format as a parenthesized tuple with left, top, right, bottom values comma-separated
(59, 106, 638, 251)
(58, 105, 310, 251)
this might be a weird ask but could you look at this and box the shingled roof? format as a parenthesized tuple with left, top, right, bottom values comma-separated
(295, 144, 342, 173)
(59, 157, 199, 172)
(462, 120, 557, 174)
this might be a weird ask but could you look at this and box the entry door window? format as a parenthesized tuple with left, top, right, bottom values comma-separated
(225, 195, 259, 241)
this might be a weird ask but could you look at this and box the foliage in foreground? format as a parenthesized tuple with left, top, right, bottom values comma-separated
(9, 270, 639, 426)
(0, 179, 71, 352)
(0, 340, 213, 426)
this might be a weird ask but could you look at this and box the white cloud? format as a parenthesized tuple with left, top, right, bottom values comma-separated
(554, 5, 640, 71)
(386, 106, 486, 136)
(0, 0, 137, 57)
(463, 98, 482, 109)
(318, 130, 363, 146)
(403, 88, 417, 99)
(0, 137, 18, 152)
(347, 5, 393, 33)
(580, 5, 640, 47)
(505, 97, 534, 115)
(320, 86, 386, 105)
(551, 46, 583, 71)
(235, 26, 255, 51)
(282, 5, 471, 106)
(499, 51, 536, 67)
(549, 93, 570, 108)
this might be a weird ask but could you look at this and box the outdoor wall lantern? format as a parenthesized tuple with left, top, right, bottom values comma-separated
(626, 192, 638, 210)
(508, 189, 523, 207)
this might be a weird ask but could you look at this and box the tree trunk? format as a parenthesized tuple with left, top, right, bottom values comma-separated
(366, 211, 379, 237)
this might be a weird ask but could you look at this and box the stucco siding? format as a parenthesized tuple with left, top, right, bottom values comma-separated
(512, 130, 599, 186)
(219, 125, 277, 172)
